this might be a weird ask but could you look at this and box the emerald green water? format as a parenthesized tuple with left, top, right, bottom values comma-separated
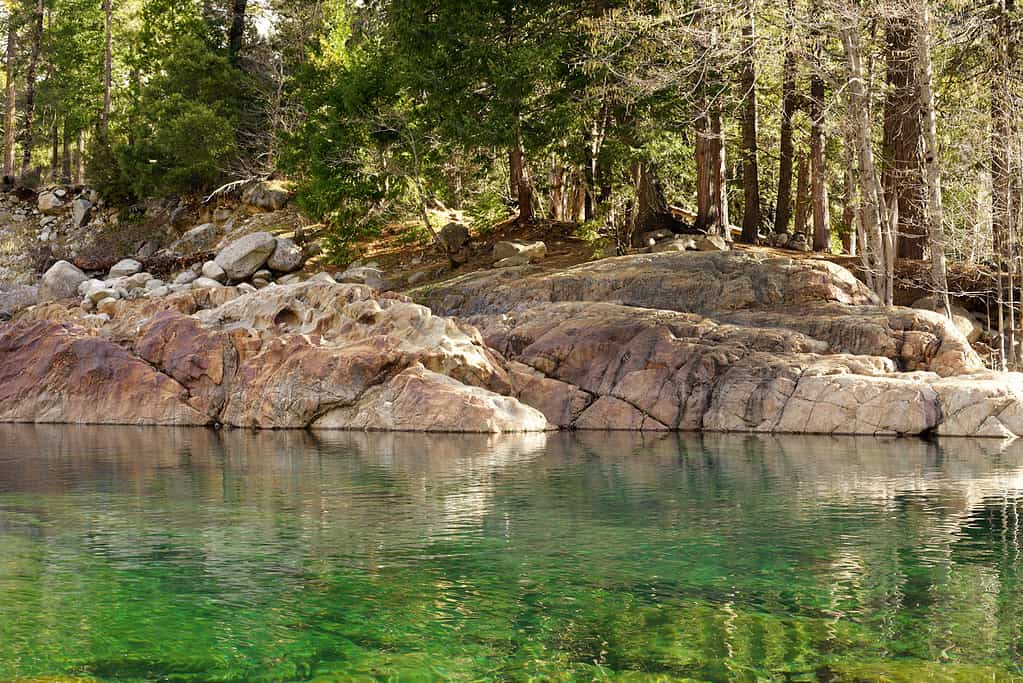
(2, 428, 1023, 682)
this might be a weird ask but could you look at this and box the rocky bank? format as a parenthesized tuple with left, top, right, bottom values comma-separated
(3, 244, 1023, 437)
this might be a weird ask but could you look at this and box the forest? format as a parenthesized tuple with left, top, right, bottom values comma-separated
(0, 1, 1020, 332)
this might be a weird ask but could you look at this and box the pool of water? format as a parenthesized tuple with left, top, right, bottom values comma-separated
(1, 426, 1023, 681)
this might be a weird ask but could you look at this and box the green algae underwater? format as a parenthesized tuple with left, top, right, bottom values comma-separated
(1, 426, 1023, 682)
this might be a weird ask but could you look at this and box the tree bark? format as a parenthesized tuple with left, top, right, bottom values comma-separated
(842, 141, 859, 255)
(810, 40, 830, 253)
(916, 1, 951, 318)
(774, 0, 798, 235)
(60, 118, 70, 184)
(883, 11, 926, 259)
(228, 0, 248, 63)
(20, 0, 43, 177)
(509, 145, 534, 224)
(739, 0, 760, 244)
(842, 15, 894, 304)
(992, 0, 1014, 261)
(794, 154, 810, 237)
(101, 0, 112, 138)
(633, 160, 675, 238)
(3, 14, 15, 179)
(49, 117, 57, 180)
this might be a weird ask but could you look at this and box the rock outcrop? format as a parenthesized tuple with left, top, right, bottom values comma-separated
(422, 251, 1023, 438)
(0, 280, 548, 432)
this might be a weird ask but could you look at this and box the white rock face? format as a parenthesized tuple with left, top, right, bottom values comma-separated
(214, 231, 277, 280)
(173, 270, 199, 286)
(108, 259, 142, 279)
(39, 261, 87, 302)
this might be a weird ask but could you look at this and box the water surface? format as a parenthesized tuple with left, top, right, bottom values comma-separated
(1, 426, 1022, 681)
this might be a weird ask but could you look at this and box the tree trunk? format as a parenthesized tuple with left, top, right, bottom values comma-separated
(633, 160, 674, 239)
(75, 130, 84, 184)
(20, 0, 43, 177)
(49, 117, 58, 180)
(842, 15, 894, 304)
(916, 1, 951, 318)
(810, 42, 830, 253)
(883, 11, 926, 259)
(101, 0, 112, 138)
(842, 141, 859, 255)
(774, 0, 798, 235)
(509, 145, 534, 225)
(794, 154, 810, 237)
(992, 0, 1014, 261)
(60, 119, 71, 184)
(739, 0, 760, 244)
(3, 16, 15, 179)
(549, 156, 565, 222)
(229, 0, 248, 63)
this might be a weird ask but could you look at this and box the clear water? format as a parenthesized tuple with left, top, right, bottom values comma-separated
(1, 427, 1023, 682)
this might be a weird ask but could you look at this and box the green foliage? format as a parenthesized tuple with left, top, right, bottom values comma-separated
(465, 191, 514, 233)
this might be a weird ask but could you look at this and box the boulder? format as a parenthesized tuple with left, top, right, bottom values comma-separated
(192, 277, 225, 290)
(493, 240, 547, 262)
(201, 261, 227, 283)
(241, 180, 292, 211)
(651, 238, 696, 253)
(173, 270, 200, 286)
(911, 296, 983, 344)
(170, 223, 219, 254)
(214, 231, 276, 280)
(267, 237, 303, 273)
(108, 259, 143, 279)
(693, 235, 730, 252)
(438, 222, 471, 265)
(39, 261, 88, 302)
(494, 255, 531, 268)
(339, 266, 387, 290)
(37, 191, 65, 215)
(71, 198, 92, 228)
(0, 285, 37, 319)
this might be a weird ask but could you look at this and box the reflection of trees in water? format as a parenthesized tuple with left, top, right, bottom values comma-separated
(2, 425, 1023, 678)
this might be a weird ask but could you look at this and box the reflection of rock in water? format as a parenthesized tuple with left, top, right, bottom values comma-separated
(4, 425, 1023, 554)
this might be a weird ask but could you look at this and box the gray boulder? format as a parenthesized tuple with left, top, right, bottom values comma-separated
(173, 270, 199, 286)
(241, 181, 292, 211)
(192, 277, 225, 290)
(214, 231, 277, 280)
(0, 285, 38, 318)
(438, 223, 471, 265)
(694, 235, 730, 252)
(38, 192, 65, 216)
(108, 259, 143, 279)
(493, 240, 547, 262)
(267, 237, 303, 273)
(201, 261, 227, 283)
(170, 223, 219, 254)
(72, 198, 93, 228)
(39, 261, 88, 302)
